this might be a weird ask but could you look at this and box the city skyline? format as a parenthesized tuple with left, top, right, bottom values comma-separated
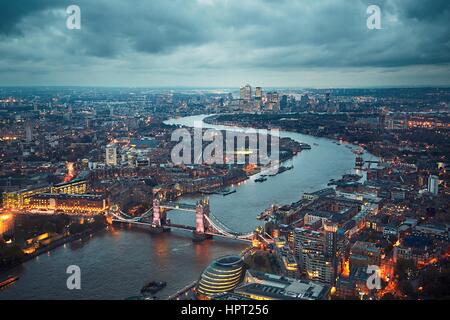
(0, 85, 449, 301)
(1, 1, 450, 87)
(0, 0, 449, 304)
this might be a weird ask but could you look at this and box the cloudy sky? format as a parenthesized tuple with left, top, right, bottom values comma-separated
(0, 0, 449, 87)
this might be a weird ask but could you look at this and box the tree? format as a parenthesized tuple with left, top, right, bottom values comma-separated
(397, 279, 417, 299)
(395, 259, 417, 281)
(0, 243, 25, 269)
(418, 261, 450, 299)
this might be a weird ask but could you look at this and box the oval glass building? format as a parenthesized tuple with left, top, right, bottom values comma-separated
(197, 255, 244, 298)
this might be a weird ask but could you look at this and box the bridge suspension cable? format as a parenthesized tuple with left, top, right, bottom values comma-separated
(204, 214, 254, 240)
(109, 208, 153, 222)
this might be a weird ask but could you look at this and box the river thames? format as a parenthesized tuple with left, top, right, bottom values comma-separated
(0, 114, 374, 300)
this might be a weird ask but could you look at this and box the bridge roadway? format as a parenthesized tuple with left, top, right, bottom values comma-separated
(159, 202, 198, 212)
(111, 218, 253, 243)
(111, 218, 195, 231)
(164, 223, 195, 232)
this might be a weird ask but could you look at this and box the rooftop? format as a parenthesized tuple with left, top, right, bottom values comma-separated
(33, 193, 105, 200)
(237, 270, 330, 300)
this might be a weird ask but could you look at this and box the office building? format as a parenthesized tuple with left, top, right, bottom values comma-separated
(266, 92, 279, 111)
(427, 175, 439, 196)
(28, 193, 108, 214)
(280, 95, 288, 110)
(25, 122, 33, 143)
(2, 179, 88, 210)
(294, 226, 336, 284)
(106, 144, 118, 166)
(235, 270, 330, 300)
(3, 186, 51, 210)
(349, 241, 382, 270)
(197, 255, 244, 298)
(255, 87, 262, 100)
(51, 179, 88, 195)
(240, 84, 252, 102)
(300, 94, 310, 110)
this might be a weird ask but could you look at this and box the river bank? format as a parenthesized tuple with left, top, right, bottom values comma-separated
(0, 225, 108, 275)
(203, 113, 381, 159)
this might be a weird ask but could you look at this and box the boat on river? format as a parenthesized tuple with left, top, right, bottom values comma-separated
(0, 276, 19, 289)
(257, 205, 278, 220)
(141, 281, 167, 295)
(267, 165, 294, 177)
(353, 148, 365, 155)
(222, 189, 237, 196)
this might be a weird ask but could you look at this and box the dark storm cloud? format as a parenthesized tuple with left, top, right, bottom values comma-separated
(0, 0, 212, 60)
(214, 0, 450, 69)
(395, 0, 450, 21)
(68, 0, 211, 57)
(0, 0, 61, 35)
(0, 0, 449, 86)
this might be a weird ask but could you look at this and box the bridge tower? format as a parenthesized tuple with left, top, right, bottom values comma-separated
(153, 199, 161, 227)
(195, 198, 209, 233)
(193, 198, 212, 242)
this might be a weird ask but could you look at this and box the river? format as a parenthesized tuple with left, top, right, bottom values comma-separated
(0, 114, 374, 300)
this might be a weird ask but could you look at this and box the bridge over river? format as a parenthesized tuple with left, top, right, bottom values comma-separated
(107, 198, 268, 243)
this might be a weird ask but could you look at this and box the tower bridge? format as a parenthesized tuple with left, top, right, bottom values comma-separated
(108, 198, 261, 243)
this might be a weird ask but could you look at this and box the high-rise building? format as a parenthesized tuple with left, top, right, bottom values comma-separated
(300, 94, 310, 111)
(427, 175, 439, 196)
(294, 227, 324, 264)
(325, 92, 331, 105)
(266, 92, 280, 111)
(280, 95, 288, 110)
(240, 84, 252, 102)
(323, 220, 338, 260)
(266, 92, 279, 104)
(255, 87, 263, 100)
(64, 103, 72, 121)
(25, 122, 33, 143)
(106, 144, 118, 166)
(294, 226, 337, 285)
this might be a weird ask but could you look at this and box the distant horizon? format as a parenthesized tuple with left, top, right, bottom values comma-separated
(1, 84, 450, 90)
